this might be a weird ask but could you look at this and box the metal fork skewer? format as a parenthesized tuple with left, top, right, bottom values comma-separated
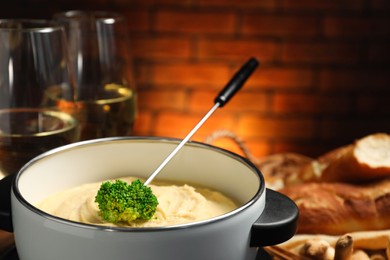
(144, 103, 220, 186)
(143, 57, 260, 186)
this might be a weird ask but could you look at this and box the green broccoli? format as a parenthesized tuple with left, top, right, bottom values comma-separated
(95, 179, 158, 224)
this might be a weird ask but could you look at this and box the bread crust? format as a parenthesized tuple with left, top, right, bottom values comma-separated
(280, 178, 390, 235)
(300, 133, 390, 183)
(257, 153, 313, 189)
(261, 133, 390, 258)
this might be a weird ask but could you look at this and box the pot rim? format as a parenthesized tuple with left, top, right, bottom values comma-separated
(12, 136, 265, 232)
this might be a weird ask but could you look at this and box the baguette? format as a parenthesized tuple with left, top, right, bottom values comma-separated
(257, 153, 313, 189)
(279, 178, 390, 235)
(281, 230, 390, 251)
(300, 133, 390, 183)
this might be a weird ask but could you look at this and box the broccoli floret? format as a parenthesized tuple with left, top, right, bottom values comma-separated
(95, 179, 158, 224)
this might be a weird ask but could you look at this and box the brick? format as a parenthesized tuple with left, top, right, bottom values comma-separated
(187, 91, 215, 112)
(3, 5, 54, 19)
(356, 95, 390, 115)
(188, 90, 269, 113)
(368, 43, 390, 64)
(132, 61, 152, 86)
(281, 41, 361, 64)
(371, 0, 390, 10)
(154, 10, 237, 34)
(323, 16, 390, 38)
(281, 0, 364, 11)
(241, 14, 319, 37)
(129, 0, 184, 5)
(197, 0, 278, 9)
(223, 91, 270, 115)
(124, 9, 150, 32)
(237, 115, 315, 139)
(154, 112, 235, 138)
(197, 38, 278, 63)
(138, 89, 187, 110)
(151, 62, 231, 87)
(319, 118, 390, 140)
(247, 67, 314, 90)
(131, 36, 192, 59)
(319, 69, 390, 92)
(273, 93, 351, 115)
(132, 111, 154, 135)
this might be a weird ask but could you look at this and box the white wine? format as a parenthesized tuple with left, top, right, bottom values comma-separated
(0, 109, 79, 176)
(74, 84, 136, 140)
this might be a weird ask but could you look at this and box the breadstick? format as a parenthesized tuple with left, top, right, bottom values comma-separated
(351, 250, 370, 260)
(281, 230, 390, 251)
(299, 237, 332, 259)
(334, 234, 353, 260)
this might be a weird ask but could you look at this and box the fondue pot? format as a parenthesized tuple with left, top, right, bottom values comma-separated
(0, 137, 298, 260)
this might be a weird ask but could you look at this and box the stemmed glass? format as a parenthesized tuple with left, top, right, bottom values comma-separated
(53, 11, 137, 140)
(0, 20, 79, 177)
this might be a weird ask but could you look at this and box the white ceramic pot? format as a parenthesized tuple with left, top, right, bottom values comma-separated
(1, 137, 298, 260)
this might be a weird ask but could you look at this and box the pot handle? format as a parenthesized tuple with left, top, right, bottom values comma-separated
(0, 174, 13, 232)
(250, 188, 298, 247)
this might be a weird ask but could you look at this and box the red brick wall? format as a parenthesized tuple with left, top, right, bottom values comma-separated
(2, 0, 390, 159)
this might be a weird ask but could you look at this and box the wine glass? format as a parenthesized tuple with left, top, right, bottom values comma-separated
(0, 19, 79, 177)
(53, 11, 137, 140)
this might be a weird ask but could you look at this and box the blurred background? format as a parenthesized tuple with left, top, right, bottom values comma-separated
(1, 0, 390, 159)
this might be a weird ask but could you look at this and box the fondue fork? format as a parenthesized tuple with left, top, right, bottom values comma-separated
(144, 57, 260, 186)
